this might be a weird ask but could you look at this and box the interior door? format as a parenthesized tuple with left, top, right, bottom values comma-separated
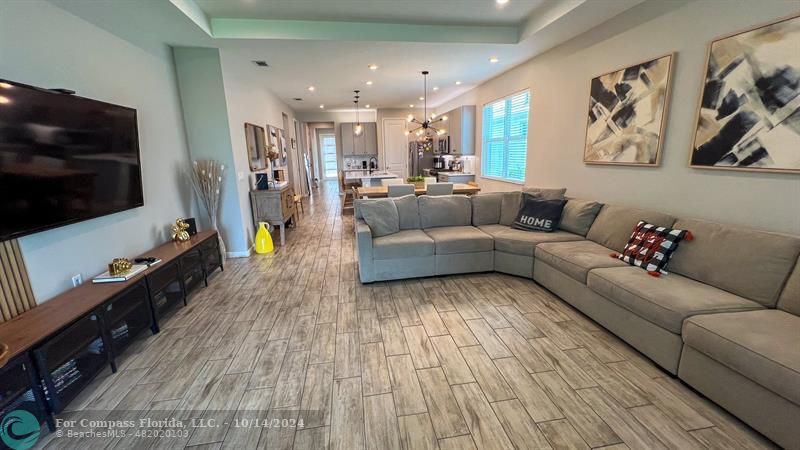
(383, 118, 408, 177)
(319, 133, 338, 180)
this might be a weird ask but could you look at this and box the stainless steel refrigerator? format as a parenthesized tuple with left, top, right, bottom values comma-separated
(408, 138, 434, 177)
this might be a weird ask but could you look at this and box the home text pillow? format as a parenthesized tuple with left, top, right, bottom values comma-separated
(360, 198, 400, 237)
(512, 194, 567, 232)
(613, 221, 693, 276)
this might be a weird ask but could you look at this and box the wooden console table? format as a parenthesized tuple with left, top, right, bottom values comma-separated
(0, 230, 222, 426)
(250, 182, 297, 246)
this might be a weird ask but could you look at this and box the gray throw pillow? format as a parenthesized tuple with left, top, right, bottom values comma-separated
(359, 199, 400, 237)
(523, 186, 567, 200)
(393, 194, 420, 230)
(559, 199, 603, 236)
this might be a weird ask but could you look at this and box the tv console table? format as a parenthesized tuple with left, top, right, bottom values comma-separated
(0, 230, 222, 431)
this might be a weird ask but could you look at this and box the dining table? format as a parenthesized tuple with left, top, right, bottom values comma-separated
(355, 183, 481, 198)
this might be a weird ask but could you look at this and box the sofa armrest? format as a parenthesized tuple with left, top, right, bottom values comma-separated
(355, 219, 374, 282)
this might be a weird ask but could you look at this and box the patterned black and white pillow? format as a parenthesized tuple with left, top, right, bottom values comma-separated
(614, 221, 693, 276)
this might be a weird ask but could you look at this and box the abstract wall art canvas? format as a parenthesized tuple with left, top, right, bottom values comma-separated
(690, 15, 800, 173)
(584, 53, 674, 166)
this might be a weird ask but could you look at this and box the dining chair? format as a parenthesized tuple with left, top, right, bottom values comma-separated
(388, 184, 415, 197)
(426, 182, 454, 196)
(381, 178, 404, 186)
(423, 177, 437, 185)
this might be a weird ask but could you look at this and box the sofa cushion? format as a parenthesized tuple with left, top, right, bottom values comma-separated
(471, 193, 503, 226)
(560, 199, 603, 236)
(669, 218, 800, 308)
(373, 230, 434, 260)
(500, 192, 522, 226)
(535, 240, 627, 283)
(393, 194, 421, 230)
(588, 267, 763, 334)
(419, 195, 472, 228)
(359, 198, 400, 237)
(424, 226, 494, 255)
(683, 310, 800, 406)
(493, 227, 583, 257)
(778, 257, 800, 316)
(522, 186, 567, 200)
(586, 204, 675, 252)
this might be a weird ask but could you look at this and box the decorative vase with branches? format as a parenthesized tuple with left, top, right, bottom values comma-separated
(190, 160, 226, 261)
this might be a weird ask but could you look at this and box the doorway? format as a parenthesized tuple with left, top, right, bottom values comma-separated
(382, 118, 408, 177)
(319, 132, 338, 180)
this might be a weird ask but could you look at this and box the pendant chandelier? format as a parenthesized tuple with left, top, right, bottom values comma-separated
(353, 90, 364, 137)
(405, 70, 446, 140)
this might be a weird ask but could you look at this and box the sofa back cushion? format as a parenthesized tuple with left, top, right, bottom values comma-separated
(471, 193, 503, 226)
(393, 194, 421, 230)
(586, 204, 676, 251)
(419, 195, 472, 228)
(778, 257, 800, 316)
(559, 199, 603, 236)
(522, 186, 567, 200)
(500, 192, 522, 226)
(670, 218, 800, 307)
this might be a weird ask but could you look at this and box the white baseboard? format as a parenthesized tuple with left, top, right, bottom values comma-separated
(226, 249, 252, 258)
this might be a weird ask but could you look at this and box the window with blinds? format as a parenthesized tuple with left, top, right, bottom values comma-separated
(481, 90, 530, 183)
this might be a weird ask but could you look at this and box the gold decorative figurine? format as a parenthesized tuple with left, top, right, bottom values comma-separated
(108, 258, 133, 276)
(171, 218, 191, 242)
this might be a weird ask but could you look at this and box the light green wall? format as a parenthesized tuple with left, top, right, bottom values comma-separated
(173, 47, 249, 254)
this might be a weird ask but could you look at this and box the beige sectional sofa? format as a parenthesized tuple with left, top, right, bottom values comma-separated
(354, 191, 800, 448)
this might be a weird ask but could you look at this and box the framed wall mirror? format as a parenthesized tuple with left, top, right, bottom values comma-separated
(244, 123, 267, 171)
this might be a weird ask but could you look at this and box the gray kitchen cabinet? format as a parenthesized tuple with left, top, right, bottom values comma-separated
(442, 106, 475, 155)
(341, 122, 377, 155)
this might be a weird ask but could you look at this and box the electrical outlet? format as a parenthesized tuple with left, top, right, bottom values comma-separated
(71, 274, 83, 287)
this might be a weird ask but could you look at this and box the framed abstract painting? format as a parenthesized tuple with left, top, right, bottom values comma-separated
(689, 14, 800, 173)
(584, 53, 674, 166)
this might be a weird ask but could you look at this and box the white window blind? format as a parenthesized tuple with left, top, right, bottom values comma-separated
(482, 90, 530, 183)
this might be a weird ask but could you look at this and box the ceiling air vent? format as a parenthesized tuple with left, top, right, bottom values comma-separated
(252, 60, 269, 67)
(293, 98, 303, 101)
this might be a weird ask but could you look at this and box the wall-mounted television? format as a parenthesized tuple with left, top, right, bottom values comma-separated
(0, 79, 144, 241)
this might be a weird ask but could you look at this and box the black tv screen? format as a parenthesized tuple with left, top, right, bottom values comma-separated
(0, 79, 144, 241)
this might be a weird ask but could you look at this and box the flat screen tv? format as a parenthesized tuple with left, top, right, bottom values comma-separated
(0, 79, 144, 241)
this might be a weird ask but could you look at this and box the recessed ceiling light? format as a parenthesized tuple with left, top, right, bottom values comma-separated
(368, 64, 378, 71)
(365, 104, 370, 108)
(319, 104, 325, 109)
(433, 86, 439, 91)
(0, 82, 12, 89)
(366, 81, 373, 85)
(307, 86, 315, 92)
(489, 57, 499, 63)
(455, 81, 462, 85)
(496, 0, 509, 4)
(419, 96, 425, 101)
(409, 104, 415, 108)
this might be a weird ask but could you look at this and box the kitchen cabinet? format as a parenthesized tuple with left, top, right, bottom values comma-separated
(341, 122, 377, 155)
(441, 106, 475, 155)
(438, 173, 475, 183)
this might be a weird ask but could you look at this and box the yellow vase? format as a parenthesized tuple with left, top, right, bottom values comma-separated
(254, 222, 274, 254)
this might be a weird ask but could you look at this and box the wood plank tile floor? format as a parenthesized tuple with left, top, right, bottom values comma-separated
(37, 182, 777, 450)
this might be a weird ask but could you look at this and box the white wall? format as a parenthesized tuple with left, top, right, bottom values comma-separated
(0, 0, 194, 302)
(218, 50, 298, 246)
(438, 0, 800, 235)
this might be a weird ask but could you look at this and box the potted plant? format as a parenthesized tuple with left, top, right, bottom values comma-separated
(406, 176, 425, 188)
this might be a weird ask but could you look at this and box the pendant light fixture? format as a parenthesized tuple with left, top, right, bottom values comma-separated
(405, 71, 446, 140)
(353, 90, 364, 137)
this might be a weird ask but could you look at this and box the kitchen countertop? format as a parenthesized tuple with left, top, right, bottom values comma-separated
(344, 171, 399, 181)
